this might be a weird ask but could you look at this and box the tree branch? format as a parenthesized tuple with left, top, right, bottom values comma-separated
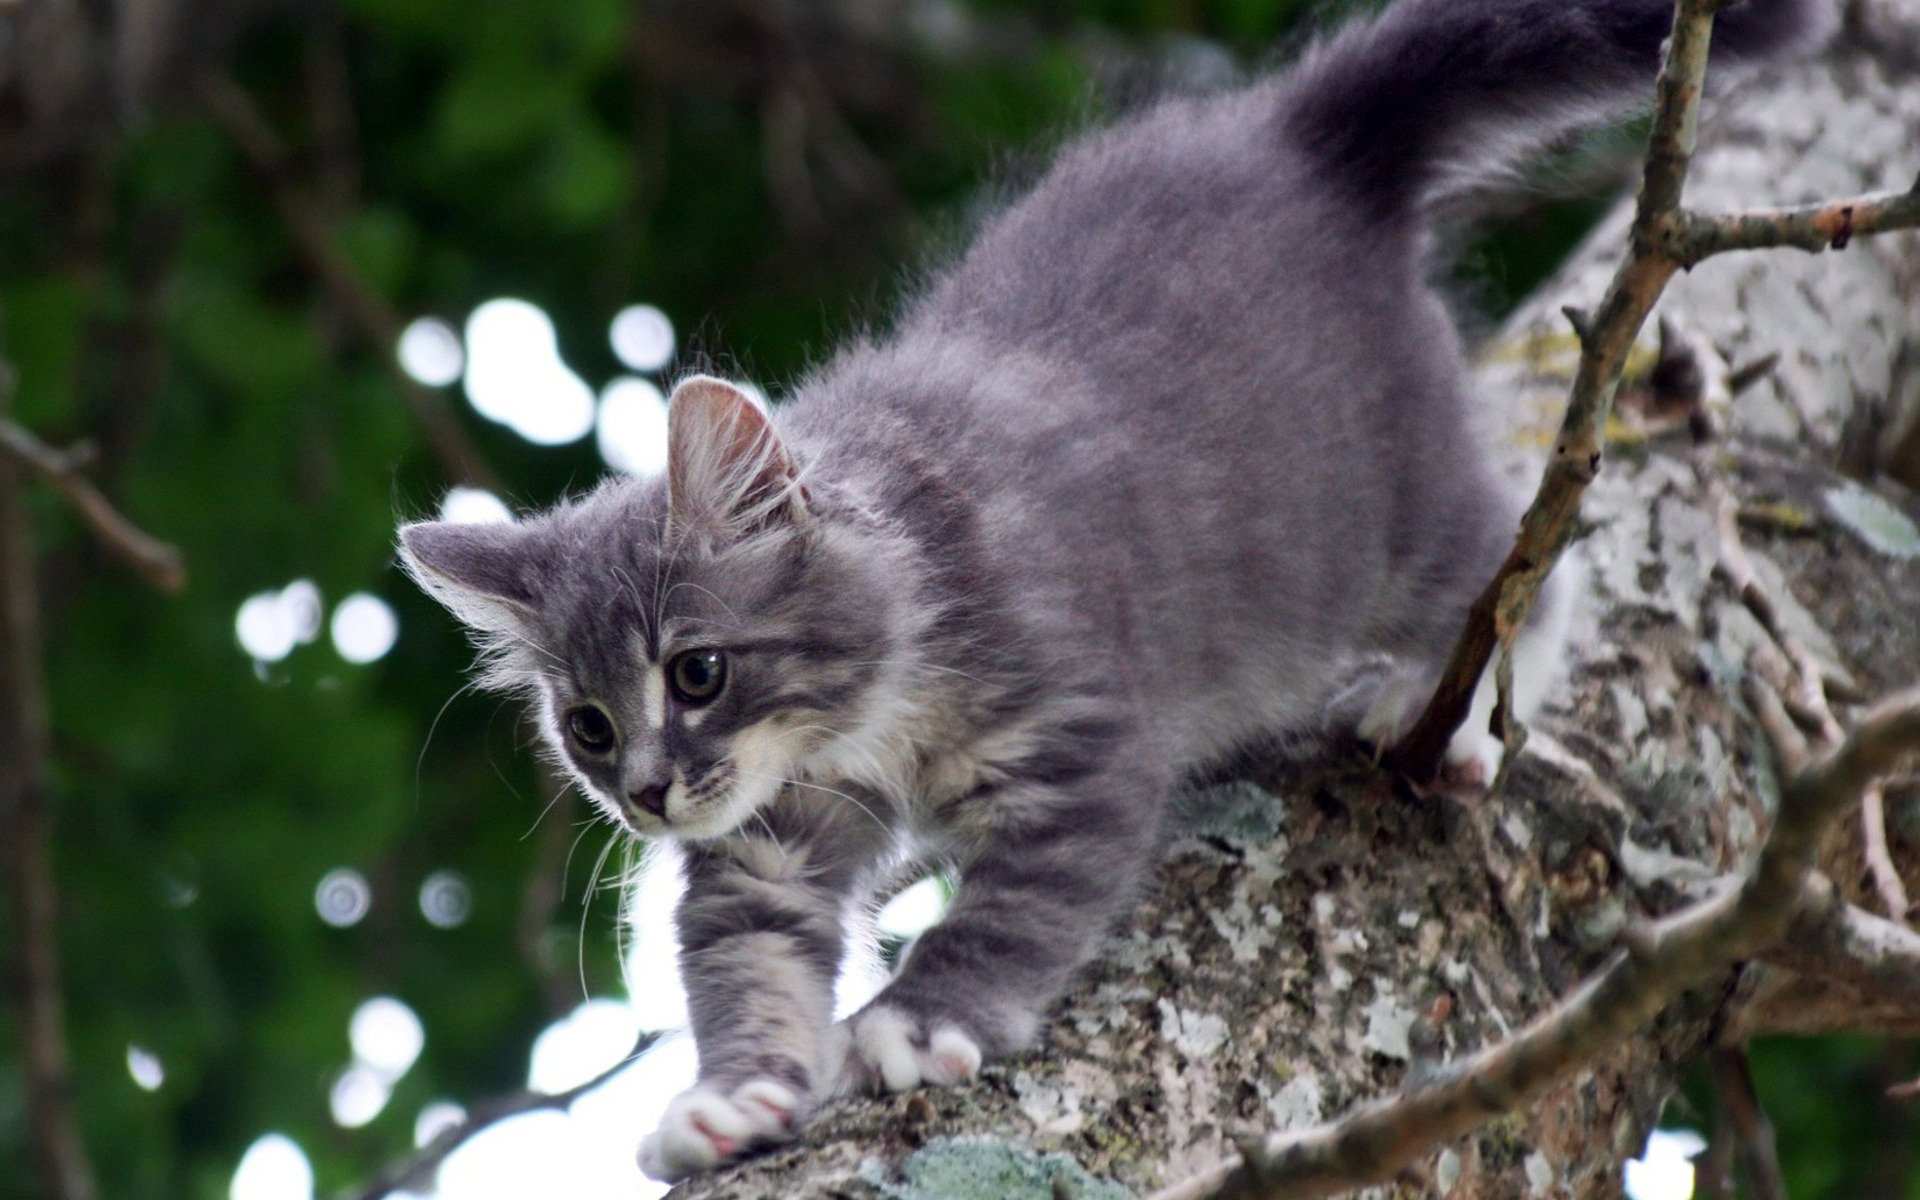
(1707, 1047, 1788, 1200)
(1386, 0, 1920, 782)
(1662, 179, 1920, 262)
(1, 365, 98, 1200)
(0, 418, 185, 593)
(1760, 871, 1920, 1012)
(1151, 687, 1920, 1200)
(346, 1031, 662, 1200)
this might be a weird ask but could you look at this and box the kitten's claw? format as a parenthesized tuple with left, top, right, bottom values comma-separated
(844, 1004, 982, 1093)
(637, 1078, 803, 1182)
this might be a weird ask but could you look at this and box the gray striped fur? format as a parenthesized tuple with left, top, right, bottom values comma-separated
(398, 0, 1824, 1176)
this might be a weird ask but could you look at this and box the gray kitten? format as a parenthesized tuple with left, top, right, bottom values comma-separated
(401, 0, 1822, 1178)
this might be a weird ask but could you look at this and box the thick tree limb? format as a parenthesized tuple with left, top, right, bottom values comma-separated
(0, 418, 184, 593)
(1151, 688, 1920, 1200)
(1387, 0, 1920, 782)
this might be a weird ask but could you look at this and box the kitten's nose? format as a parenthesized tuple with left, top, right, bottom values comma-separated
(628, 783, 669, 818)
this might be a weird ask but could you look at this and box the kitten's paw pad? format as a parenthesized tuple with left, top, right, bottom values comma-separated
(845, 1004, 982, 1093)
(636, 1078, 803, 1182)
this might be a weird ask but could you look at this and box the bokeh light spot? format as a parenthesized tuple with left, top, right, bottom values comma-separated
(329, 1063, 392, 1129)
(278, 580, 324, 645)
(876, 875, 949, 938)
(463, 298, 595, 446)
(126, 1044, 165, 1091)
(414, 1100, 467, 1148)
(398, 317, 466, 387)
(597, 377, 669, 477)
(438, 487, 514, 525)
(350, 995, 425, 1078)
(1624, 1127, 1706, 1200)
(609, 305, 675, 373)
(235, 592, 297, 663)
(230, 1133, 313, 1200)
(314, 868, 371, 928)
(331, 593, 398, 664)
(419, 869, 472, 929)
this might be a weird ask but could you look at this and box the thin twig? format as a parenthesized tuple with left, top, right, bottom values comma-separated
(1861, 781, 1912, 923)
(1708, 1047, 1789, 1200)
(1661, 180, 1920, 263)
(347, 1031, 662, 1200)
(195, 72, 500, 492)
(1693, 1100, 1736, 1200)
(1, 373, 99, 1200)
(1150, 688, 1920, 1200)
(1387, 2, 1920, 782)
(0, 419, 184, 593)
(1762, 871, 1920, 1013)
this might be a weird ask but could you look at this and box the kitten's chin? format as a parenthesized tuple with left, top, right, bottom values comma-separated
(605, 774, 779, 842)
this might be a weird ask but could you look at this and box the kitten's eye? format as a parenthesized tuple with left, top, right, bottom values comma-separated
(566, 705, 617, 753)
(667, 649, 727, 706)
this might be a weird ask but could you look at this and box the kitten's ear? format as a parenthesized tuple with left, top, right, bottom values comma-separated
(398, 520, 544, 638)
(667, 375, 807, 536)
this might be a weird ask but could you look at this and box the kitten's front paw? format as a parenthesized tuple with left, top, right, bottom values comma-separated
(842, 1003, 983, 1093)
(636, 1078, 804, 1182)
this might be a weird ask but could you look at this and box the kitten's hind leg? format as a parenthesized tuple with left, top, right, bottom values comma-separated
(1359, 556, 1582, 781)
(838, 751, 1167, 1092)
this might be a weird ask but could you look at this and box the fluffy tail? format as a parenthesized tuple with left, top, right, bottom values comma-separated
(1282, 0, 1832, 216)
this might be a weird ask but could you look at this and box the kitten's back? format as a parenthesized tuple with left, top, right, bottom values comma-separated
(785, 0, 1826, 758)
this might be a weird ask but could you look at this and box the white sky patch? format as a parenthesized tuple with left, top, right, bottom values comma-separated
(230, 1133, 313, 1200)
(419, 870, 472, 929)
(609, 304, 676, 374)
(351, 996, 425, 1078)
(415, 1100, 467, 1148)
(597, 377, 670, 477)
(438, 487, 514, 525)
(876, 876, 949, 939)
(329, 1063, 392, 1129)
(529, 999, 642, 1095)
(126, 1044, 165, 1091)
(1624, 1127, 1707, 1200)
(622, 847, 689, 1032)
(463, 298, 595, 446)
(399, 317, 466, 388)
(331, 593, 399, 664)
(435, 1110, 578, 1200)
(314, 868, 371, 928)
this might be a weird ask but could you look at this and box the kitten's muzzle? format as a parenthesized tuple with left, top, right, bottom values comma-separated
(629, 783, 669, 818)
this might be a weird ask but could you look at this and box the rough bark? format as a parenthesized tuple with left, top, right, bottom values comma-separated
(672, 11, 1920, 1199)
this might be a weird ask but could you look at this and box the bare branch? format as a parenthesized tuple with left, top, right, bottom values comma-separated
(1662, 182, 1920, 263)
(1, 384, 98, 1200)
(347, 1031, 661, 1200)
(1707, 1048, 1788, 1200)
(1860, 782, 1913, 922)
(1386, 0, 1920, 782)
(1151, 688, 1920, 1200)
(0, 419, 184, 594)
(1761, 871, 1920, 1014)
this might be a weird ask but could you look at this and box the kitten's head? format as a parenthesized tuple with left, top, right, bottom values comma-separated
(401, 376, 910, 841)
